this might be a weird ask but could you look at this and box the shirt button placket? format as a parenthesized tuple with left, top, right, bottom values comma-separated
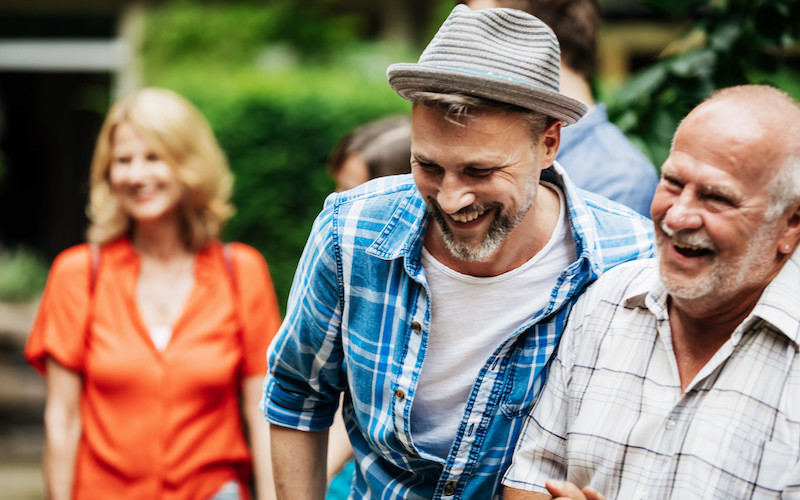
(443, 483, 456, 496)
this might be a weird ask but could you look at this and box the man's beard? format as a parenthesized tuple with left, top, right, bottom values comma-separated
(655, 218, 777, 303)
(427, 183, 537, 262)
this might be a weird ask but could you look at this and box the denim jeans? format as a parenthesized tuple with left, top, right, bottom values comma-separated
(208, 480, 240, 500)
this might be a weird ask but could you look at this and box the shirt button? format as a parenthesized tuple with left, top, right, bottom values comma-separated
(411, 321, 422, 333)
(443, 483, 456, 496)
(394, 389, 406, 400)
(665, 419, 675, 430)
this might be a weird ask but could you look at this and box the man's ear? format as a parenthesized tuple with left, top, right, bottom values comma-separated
(776, 201, 800, 255)
(540, 120, 562, 167)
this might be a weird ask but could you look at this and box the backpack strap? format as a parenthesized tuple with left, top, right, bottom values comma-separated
(223, 242, 238, 297)
(89, 243, 101, 294)
(222, 243, 243, 337)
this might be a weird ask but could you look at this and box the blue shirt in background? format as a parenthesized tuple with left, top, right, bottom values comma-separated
(262, 164, 655, 499)
(559, 103, 660, 217)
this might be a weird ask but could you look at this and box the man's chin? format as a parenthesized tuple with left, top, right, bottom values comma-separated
(659, 273, 716, 302)
(442, 234, 501, 262)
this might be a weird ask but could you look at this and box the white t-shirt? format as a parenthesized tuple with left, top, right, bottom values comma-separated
(411, 183, 576, 459)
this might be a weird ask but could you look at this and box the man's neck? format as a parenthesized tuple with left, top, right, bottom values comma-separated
(559, 65, 595, 108)
(668, 289, 765, 392)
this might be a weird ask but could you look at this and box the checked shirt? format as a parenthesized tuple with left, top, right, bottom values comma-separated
(505, 256, 800, 499)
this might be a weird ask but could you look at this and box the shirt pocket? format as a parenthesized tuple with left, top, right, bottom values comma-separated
(757, 440, 799, 496)
(499, 337, 559, 418)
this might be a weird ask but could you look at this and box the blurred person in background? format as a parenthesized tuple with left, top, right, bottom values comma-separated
(324, 115, 412, 499)
(461, 0, 659, 217)
(327, 115, 412, 193)
(25, 87, 282, 500)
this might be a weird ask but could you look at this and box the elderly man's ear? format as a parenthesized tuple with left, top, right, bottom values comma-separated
(777, 202, 800, 255)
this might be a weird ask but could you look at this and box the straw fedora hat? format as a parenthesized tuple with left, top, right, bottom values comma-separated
(387, 5, 587, 125)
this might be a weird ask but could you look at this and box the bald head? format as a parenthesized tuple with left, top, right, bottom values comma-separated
(652, 85, 800, 315)
(673, 85, 800, 219)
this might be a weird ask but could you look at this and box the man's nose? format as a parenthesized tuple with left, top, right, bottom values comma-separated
(663, 190, 703, 232)
(436, 173, 476, 214)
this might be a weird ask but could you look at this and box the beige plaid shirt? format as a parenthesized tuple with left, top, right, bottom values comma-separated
(504, 254, 800, 499)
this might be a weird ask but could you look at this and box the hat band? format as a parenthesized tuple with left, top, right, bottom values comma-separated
(437, 65, 554, 93)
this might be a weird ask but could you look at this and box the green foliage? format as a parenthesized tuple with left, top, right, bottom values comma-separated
(0, 246, 49, 302)
(607, 0, 800, 168)
(206, 84, 408, 306)
(142, 0, 365, 82)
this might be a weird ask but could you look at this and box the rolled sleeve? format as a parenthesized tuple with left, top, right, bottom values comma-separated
(24, 245, 92, 375)
(261, 204, 345, 431)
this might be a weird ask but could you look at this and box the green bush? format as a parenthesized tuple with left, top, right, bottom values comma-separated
(607, 0, 800, 168)
(0, 246, 49, 302)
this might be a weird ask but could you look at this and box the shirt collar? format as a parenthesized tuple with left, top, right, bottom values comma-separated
(623, 254, 800, 347)
(359, 175, 429, 263)
(550, 160, 635, 277)
(751, 250, 800, 346)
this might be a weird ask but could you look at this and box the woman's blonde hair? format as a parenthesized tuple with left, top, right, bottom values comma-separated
(86, 87, 234, 251)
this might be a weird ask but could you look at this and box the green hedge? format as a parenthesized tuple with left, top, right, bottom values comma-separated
(0, 246, 49, 302)
(606, 0, 800, 168)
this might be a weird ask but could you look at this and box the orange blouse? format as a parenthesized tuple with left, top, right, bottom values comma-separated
(25, 238, 282, 500)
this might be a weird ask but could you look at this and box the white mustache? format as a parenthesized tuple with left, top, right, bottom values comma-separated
(659, 219, 718, 252)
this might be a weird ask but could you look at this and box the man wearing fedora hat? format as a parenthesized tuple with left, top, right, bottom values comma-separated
(262, 5, 654, 499)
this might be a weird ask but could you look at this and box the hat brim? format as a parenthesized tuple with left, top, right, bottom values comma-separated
(388, 63, 587, 126)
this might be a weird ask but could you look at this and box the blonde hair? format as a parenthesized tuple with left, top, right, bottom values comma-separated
(86, 87, 234, 251)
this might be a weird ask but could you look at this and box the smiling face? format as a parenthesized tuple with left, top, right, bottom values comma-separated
(108, 122, 184, 226)
(411, 103, 560, 271)
(651, 99, 792, 312)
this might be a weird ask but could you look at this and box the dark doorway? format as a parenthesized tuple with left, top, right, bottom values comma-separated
(0, 72, 110, 260)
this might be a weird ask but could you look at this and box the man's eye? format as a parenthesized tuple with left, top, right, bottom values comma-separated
(415, 162, 440, 174)
(707, 194, 733, 206)
(466, 168, 494, 177)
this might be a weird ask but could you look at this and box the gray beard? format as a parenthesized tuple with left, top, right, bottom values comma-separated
(428, 187, 536, 262)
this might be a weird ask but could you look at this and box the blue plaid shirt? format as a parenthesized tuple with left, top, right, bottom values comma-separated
(262, 163, 655, 499)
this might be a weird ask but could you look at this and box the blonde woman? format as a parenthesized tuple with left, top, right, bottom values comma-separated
(25, 88, 281, 500)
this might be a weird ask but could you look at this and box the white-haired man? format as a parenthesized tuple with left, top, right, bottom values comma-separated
(262, 5, 654, 499)
(504, 84, 800, 499)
